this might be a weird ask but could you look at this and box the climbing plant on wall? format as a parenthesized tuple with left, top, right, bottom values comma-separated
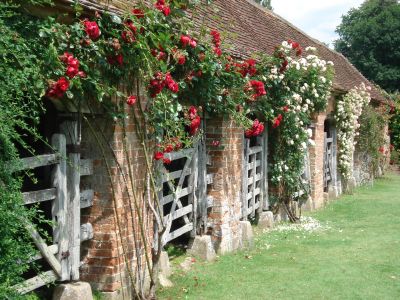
(335, 83, 371, 182)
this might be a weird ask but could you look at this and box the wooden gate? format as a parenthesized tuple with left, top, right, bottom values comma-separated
(241, 134, 267, 220)
(323, 132, 334, 191)
(13, 127, 94, 294)
(158, 147, 199, 247)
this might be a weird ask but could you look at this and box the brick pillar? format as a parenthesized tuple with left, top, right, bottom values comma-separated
(309, 113, 326, 209)
(205, 116, 244, 254)
(79, 99, 152, 299)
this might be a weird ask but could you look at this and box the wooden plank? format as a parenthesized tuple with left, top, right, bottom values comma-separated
(80, 189, 94, 209)
(247, 160, 261, 169)
(161, 186, 193, 205)
(27, 244, 59, 264)
(247, 173, 262, 185)
(248, 146, 262, 155)
(80, 159, 93, 176)
(51, 134, 69, 281)
(26, 223, 62, 277)
(262, 131, 269, 210)
(246, 188, 261, 201)
(165, 223, 193, 243)
(190, 145, 198, 238)
(14, 270, 58, 295)
(249, 153, 257, 218)
(14, 153, 61, 172)
(241, 138, 250, 220)
(80, 223, 94, 242)
(198, 131, 208, 234)
(162, 168, 192, 182)
(163, 148, 194, 161)
(247, 202, 261, 215)
(164, 204, 193, 222)
(206, 173, 213, 185)
(23, 188, 56, 205)
(61, 120, 81, 281)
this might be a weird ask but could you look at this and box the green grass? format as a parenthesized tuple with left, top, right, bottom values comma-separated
(158, 173, 400, 300)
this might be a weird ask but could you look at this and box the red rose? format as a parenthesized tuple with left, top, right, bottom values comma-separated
(248, 80, 266, 99)
(211, 140, 220, 147)
(46, 77, 70, 99)
(245, 119, 264, 137)
(189, 39, 197, 48)
(66, 66, 79, 78)
(180, 35, 191, 47)
(154, 151, 164, 160)
(127, 95, 136, 106)
(121, 30, 136, 43)
(78, 71, 86, 78)
(125, 20, 137, 34)
(214, 47, 222, 57)
(283, 106, 289, 112)
(188, 106, 197, 119)
(164, 73, 179, 93)
(272, 114, 283, 128)
(177, 55, 186, 65)
(163, 158, 172, 164)
(162, 6, 171, 16)
(132, 8, 145, 19)
(83, 20, 100, 40)
(190, 115, 201, 135)
(164, 144, 174, 153)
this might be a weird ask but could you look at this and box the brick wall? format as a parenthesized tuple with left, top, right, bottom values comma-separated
(205, 116, 244, 254)
(80, 97, 153, 298)
(309, 112, 326, 209)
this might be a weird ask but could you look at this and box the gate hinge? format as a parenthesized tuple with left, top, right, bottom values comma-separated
(61, 250, 70, 259)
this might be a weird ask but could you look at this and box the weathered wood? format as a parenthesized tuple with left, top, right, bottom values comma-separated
(80, 223, 94, 242)
(206, 173, 213, 185)
(247, 173, 262, 185)
(198, 127, 208, 234)
(190, 143, 199, 237)
(247, 160, 261, 169)
(27, 244, 59, 264)
(80, 159, 93, 176)
(161, 186, 193, 205)
(14, 270, 58, 295)
(61, 120, 81, 281)
(14, 153, 61, 172)
(249, 149, 257, 218)
(163, 204, 193, 222)
(51, 134, 69, 281)
(166, 223, 194, 243)
(262, 131, 269, 210)
(246, 187, 261, 201)
(23, 188, 56, 205)
(163, 148, 194, 161)
(257, 135, 265, 215)
(241, 138, 250, 219)
(26, 223, 62, 277)
(162, 168, 192, 182)
(248, 145, 262, 155)
(80, 189, 94, 209)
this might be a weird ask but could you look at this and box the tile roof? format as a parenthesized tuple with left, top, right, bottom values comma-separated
(54, 0, 385, 102)
(190, 0, 385, 102)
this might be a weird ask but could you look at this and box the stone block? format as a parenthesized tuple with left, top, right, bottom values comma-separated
(53, 282, 93, 300)
(158, 273, 173, 288)
(239, 221, 254, 249)
(187, 235, 217, 261)
(258, 211, 274, 230)
(159, 251, 172, 277)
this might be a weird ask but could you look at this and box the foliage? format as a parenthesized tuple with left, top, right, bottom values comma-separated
(0, 2, 51, 298)
(334, 0, 400, 92)
(335, 84, 371, 181)
(389, 92, 400, 151)
(253, 0, 272, 9)
(357, 105, 389, 176)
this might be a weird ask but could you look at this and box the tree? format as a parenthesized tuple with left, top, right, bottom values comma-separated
(253, 0, 272, 10)
(334, 0, 400, 92)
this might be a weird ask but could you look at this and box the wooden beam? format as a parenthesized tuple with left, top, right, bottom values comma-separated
(80, 223, 94, 242)
(80, 189, 94, 209)
(13, 153, 61, 172)
(23, 188, 56, 205)
(80, 159, 93, 176)
(26, 223, 62, 278)
(162, 168, 192, 182)
(51, 134, 69, 281)
(163, 148, 194, 161)
(14, 270, 58, 295)
(163, 204, 193, 223)
(161, 186, 193, 205)
(27, 244, 59, 264)
(165, 223, 193, 244)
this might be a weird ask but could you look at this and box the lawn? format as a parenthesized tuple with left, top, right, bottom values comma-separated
(158, 173, 400, 299)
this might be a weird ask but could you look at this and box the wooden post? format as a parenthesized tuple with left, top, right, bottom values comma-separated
(262, 131, 269, 210)
(61, 119, 81, 281)
(51, 134, 69, 281)
(241, 138, 249, 220)
(190, 144, 199, 238)
(197, 118, 208, 234)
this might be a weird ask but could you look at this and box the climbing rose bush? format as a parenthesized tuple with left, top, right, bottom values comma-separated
(335, 83, 371, 180)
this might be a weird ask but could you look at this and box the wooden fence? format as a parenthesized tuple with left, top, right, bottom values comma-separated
(13, 121, 94, 294)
